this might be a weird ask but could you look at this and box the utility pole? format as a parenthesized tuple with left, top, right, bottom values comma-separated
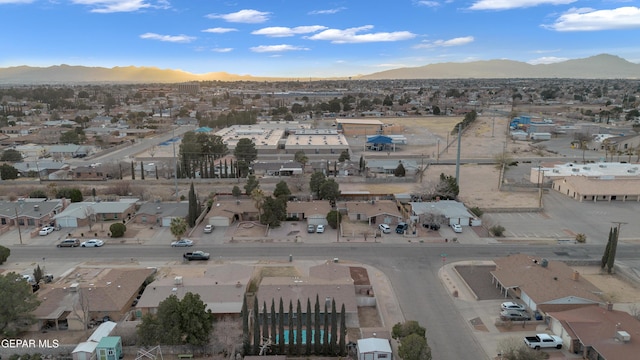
(455, 124, 462, 187)
(172, 127, 179, 202)
(538, 168, 546, 208)
(15, 207, 23, 245)
(612, 221, 627, 241)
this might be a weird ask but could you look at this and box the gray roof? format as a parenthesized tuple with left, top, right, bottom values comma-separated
(410, 200, 473, 219)
(53, 200, 138, 220)
(0, 199, 63, 219)
(14, 161, 68, 172)
(367, 159, 419, 170)
(137, 201, 189, 218)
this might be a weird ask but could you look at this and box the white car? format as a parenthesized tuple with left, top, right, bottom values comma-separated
(378, 224, 391, 234)
(316, 224, 325, 233)
(501, 301, 526, 311)
(451, 224, 462, 233)
(171, 239, 194, 247)
(81, 239, 104, 247)
(203, 225, 213, 234)
(39, 226, 55, 236)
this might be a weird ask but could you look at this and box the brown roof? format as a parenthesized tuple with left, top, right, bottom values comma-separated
(345, 200, 402, 219)
(287, 201, 332, 216)
(207, 199, 258, 218)
(491, 254, 603, 305)
(309, 262, 352, 281)
(554, 177, 640, 196)
(549, 306, 640, 360)
(258, 276, 357, 313)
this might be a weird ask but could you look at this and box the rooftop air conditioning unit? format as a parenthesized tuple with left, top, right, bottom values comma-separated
(69, 283, 79, 292)
(174, 276, 183, 285)
(617, 331, 631, 342)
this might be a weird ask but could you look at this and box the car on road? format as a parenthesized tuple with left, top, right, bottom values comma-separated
(500, 309, 531, 321)
(307, 224, 316, 233)
(57, 239, 80, 247)
(451, 224, 462, 233)
(183, 250, 210, 261)
(501, 301, 526, 311)
(316, 224, 325, 233)
(171, 239, 194, 247)
(81, 239, 104, 247)
(39, 226, 55, 236)
(378, 224, 391, 234)
(203, 225, 214, 233)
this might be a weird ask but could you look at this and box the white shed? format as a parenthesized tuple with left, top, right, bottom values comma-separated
(357, 338, 392, 360)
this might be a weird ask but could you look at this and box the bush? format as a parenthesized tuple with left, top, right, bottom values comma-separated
(109, 223, 127, 238)
(469, 206, 483, 217)
(490, 225, 505, 237)
(575, 233, 587, 243)
(0, 245, 10, 265)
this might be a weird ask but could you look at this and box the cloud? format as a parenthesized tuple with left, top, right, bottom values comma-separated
(546, 6, 640, 31)
(212, 48, 233, 53)
(71, 0, 169, 13)
(0, 0, 34, 4)
(206, 9, 270, 23)
(307, 25, 416, 43)
(413, 36, 475, 49)
(202, 27, 238, 34)
(469, 0, 576, 11)
(139, 32, 195, 43)
(250, 44, 310, 53)
(252, 26, 328, 37)
(416, 1, 441, 7)
(527, 56, 569, 64)
(308, 7, 346, 15)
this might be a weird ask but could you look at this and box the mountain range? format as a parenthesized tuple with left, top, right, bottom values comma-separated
(0, 54, 637, 84)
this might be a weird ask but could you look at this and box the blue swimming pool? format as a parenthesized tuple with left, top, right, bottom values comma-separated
(276, 329, 329, 344)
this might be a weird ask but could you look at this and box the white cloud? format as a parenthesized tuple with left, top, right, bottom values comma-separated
(308, 7, 346, 15)
(206, 9, 270, 23)
(469, 0, 576, 11)
(416, 1, 441, 7)
(252, 26, 327, 37)
(202, 27, 238, 34)
(212, 48, 233, 53)
(139, 32, 195, 43)
(413, 36, 475, 49)
(546, 6, 640, 31)
(527, 56, 569, 64)
(250, 44, 310, 53)
(307, 25, 416, 44)
(71, 0, 168, 13)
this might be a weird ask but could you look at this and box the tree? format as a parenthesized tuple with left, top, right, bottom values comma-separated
(56, 188, 83, 202)
(232, 185, 242, 199)
(1, 149, 23, 162)
(398, 333, 432, 360)
(306, 299, 312, 355)
(33, 264, 44, 285)
(359, 155, 365, 174)
(253, 296, 261, 355)
(187, 183, 198, 227)
(261, 196, 286, 227)
(607, 226, 619, 274)
(294, 151, 308, 167)
(326, 210, 341, 229)
(242, 296, 250, 354)
(329, 299, 337, 354)
(497, 337, 547, 360)
(29, 189, 47, 198)
(273, 180, 291, 201)
(310, 171, 326, 198)
(319, 178, 340, 203)
(394, 163, 406, 177)
(433, 173, 459, 200)
(234, 138, 258, 163)
(0, 164, 19, 180)
(270, 299, 277, 349)
(278, 298, 285, 354)
(251, 188, 266, 222)
(245, 175, 260, 195)
(287, 301, 294, 355)
(170, 217, 187, 240)
(296, 300, 303, 355)
(392, 320, 426, 339)
(314, 295, 321, 354)
(262, 301, 269, 347)
(109, 223, 126, 238)
(60, 130, 83, 144)
(339, 303, 346, 356)
(338, 150, 350, 162)
(0, 272, 40, 336)
(601, 227, 613, 269)
(0, 245, 9, 265)
(180, 292, 213, 345)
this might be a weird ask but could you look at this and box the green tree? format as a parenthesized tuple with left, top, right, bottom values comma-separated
(109, 223, 126, 238)
(180, 292, 213, 345)
(294, 151, 308, 167)
(287, 301, 294, 355)
(59, 130, 82, 144)
(0, 272, 40, 336)
(253, 296, 261, 355)
(153, 295, 182, 344)
(279, 298, 285, 354)
(296, 300, 303, 355)
(0, 164, 19, 180)
(29, 189, 47, 198)
(338, 150, 350, 162)
(33, 264, 44, 284)
(314, 295, 321, 354)
(359, 155, 365, 173)
(270, 299, 277, 351)
(234, 138, 258, 163)
(306, 299, 312, 355)
(1, 149, 23, 162)
(394, 163, 406, 177)
(607, 227, 619, 274)
(434, 173, 459, 200)
(244, 175, 260, 195)
(242, 296, 250, 354)
(398, 333, 432, 360)
(497, 337, 547, 360)
(56, 188, 83, 202)
(273, 180, 291, 200)
(601, 227, 613, 269)
(392, 320, 426, 339)
(326, 210, 341, 229)
(330, 299, 337, 354)
(187, 182, 198, 227)
(137, 313, 161, 346)
(232, 185, 242, 199)
(261, 196, 286, 227)
(310, 171, 326, 198)
(319, 178, 340, 203)
(170, 217, 187, 240)
(339, 303, 346, 356)
(0, 245, 10, 265)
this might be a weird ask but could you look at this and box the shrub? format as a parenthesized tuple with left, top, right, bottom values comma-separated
(0, 245, 10, 265)
(490, 225, 505, 237)
(469, 206, 483, 217)
(109, 223, 127, 238)
(575, 233, 587, 243)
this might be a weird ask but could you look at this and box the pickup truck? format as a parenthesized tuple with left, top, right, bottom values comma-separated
(523, 334, 563, 350)
(183, 251, 210, 261)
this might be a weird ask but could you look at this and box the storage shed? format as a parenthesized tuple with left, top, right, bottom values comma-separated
(96, 336, 122, 360)
(357, 338, 392, 360)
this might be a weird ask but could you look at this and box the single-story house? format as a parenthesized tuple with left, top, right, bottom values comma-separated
(253, 161, 304, 177)
(548, 305, 640, 359)
(366, 159, 419, 176)
(286, 201, 332, 225)
(134, 201, 189, 227)
(357, 338, 392, 360)
(343, 200, 403, 226)
(205, 199, 259, 227)
(0, 199, 63, 228)
(14, 161, 69, 179)
(409, 200, 476, 227)
(74, 165, 109, 180)
(490, 254, 603, 313)
(53, 199, 137, 228)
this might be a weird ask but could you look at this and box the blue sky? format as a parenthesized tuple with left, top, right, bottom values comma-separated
(1, 0, 640, 77)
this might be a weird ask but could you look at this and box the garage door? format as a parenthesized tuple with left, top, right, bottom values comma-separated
(209, 216, 230, 227)
(56, 217, 78, 228)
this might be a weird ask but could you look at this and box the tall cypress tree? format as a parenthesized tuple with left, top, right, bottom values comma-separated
(270, 299, 277, 349)
(262, 301, 269, 346)
(188, 182, 198, 227)
(278, 298, 285, 354)
(131, 161, 135, 180)
(140, 161, 145, 180)
(601, 227, 613, 269)
(314, 294, 321, 354)
(339, 303, 346, 356)
(242, 296, 250, 355)
(322, 302, 329, 355)
(288, 301, 294, 355)
(253, 296, 261, 355)
(296, 299, 303, 355)
(330, 299, 337, 354)
(607, 227, 619, 274)
(306, 298, 312, 355)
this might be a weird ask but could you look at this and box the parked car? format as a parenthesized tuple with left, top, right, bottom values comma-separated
(316, 224, 325, 233)
(81, 239, 104, 247)
(307, 224, 316, 233)
(171, 239, 194, 247)
(378, 224, 391, 234)
(451, 224, 463, 233)
(501, 301, 526, 311)
(57, 239, 80, 247)
(524, 334, 563, 350)
(500, 310, 531, 321)
(39, 226, 55, 236)
(395, 222, 408, 234)
(203, 225, 213, 233)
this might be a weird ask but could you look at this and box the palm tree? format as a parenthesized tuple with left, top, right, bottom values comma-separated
(170, 217, 187, 241)
(250, 188, 266, 222)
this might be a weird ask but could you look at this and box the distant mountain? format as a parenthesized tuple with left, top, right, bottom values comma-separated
(0, 54, 637, 84)
(359, 54, 640, 80)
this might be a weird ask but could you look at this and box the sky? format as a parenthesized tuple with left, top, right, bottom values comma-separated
(1, 0, 640, 78)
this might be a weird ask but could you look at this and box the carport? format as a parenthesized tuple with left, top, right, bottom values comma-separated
(366, 135, 394, 152)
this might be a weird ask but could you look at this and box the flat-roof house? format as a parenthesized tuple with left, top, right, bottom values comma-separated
(206, 199, 259, 227)
(134, 201, 189, 227)
(410, 200, 475, 227)
(344, 200, 403, 226)
(287, 201, 332, 226)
